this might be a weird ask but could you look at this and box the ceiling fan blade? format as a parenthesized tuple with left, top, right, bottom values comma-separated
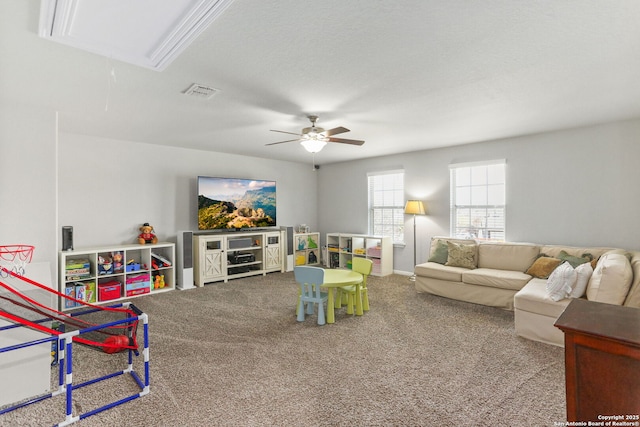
(328, 137, 365, 146)
(323, 126, 350, 137)
(270, 129, 302, 136)
(265, 139, 301, 146)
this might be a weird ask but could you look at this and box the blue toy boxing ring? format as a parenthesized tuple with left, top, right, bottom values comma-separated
(0, 266, 150, 426)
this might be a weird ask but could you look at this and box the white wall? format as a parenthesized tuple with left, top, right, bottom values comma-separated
(0, 102, 57, 270)
(317, 119, 640, 274)
(4, 105, 639, 278)
(58, 133, 319, 249)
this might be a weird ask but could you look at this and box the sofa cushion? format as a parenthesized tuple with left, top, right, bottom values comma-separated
(587, 252, 633, 305)
(514, 279, 572, 318)
(569, 262, 593, 298)
(414, 262, 469, 282)
(445, 241, 477, 269)
(427, 240, 448, 264)
(462, 268, 531, 291)
(477, 242, 540, 271)
(526, 256, 562, 279)
(546, 262, 576, 301)
(624, 251, 640, 308)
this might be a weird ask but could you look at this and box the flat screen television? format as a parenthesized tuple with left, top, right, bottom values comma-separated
(197, 176, 277, 230)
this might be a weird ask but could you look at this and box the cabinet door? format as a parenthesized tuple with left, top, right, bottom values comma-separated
(203, 250, 224, 278)
(265, 245, 281, 270)
(195, 237, 225, 285)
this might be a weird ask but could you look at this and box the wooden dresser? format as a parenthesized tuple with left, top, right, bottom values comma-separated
(554, 298, 640, 423)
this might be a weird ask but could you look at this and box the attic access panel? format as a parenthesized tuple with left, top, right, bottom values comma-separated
(38, 0, 234, 71)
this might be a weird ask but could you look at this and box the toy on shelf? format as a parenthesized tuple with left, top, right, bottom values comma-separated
(126, 259, 141, 272)
(112, 251, 124, 272)
(151, 253, 172, 269)
(98, 255, 113, 275)
(297, 237, 306, 250)
(153, 274, 165, 289)
(137, 223, 158, 245)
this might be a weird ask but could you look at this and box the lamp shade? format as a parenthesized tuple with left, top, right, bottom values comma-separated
(404, 200, 426, 215)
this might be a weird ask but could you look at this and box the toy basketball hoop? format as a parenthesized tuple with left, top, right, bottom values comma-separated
(0, 244, 35, 277)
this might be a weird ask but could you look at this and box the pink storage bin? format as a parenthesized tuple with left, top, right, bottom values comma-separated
(367, 247, 382, 257)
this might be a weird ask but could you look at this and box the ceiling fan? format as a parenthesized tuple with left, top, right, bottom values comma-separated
(266, 115, 365, 153)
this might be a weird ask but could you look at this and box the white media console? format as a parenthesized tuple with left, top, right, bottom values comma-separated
(177, 230, 286, 287)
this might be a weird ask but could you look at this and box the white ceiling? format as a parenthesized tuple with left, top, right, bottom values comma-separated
(3, 0, 640, 165)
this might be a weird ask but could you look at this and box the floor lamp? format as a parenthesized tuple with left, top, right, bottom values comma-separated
(405, 200, 426, 281)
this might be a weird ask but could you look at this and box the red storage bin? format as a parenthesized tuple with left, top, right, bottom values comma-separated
(125, 278, 150, 297)
(98, 280, 121, 301)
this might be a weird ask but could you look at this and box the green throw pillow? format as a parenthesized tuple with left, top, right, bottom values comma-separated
(558, 250, 593, 269)
(428, 240, 448, 264)
(445, 241, 477, 269)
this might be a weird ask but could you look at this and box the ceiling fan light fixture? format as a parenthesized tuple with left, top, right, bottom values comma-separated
(300, 139, 327, 153)
(267, 115, 364, 151)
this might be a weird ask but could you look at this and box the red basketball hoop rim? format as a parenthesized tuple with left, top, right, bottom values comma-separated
(0, 245, 35, 276)
(0, 245, 35, 261)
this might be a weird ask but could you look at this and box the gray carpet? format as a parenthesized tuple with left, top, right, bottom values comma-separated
(1, 273, 566, 426)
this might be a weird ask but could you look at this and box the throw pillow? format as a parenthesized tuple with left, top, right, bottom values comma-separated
(445, 242, 477, 269)
(428, 240, 448, 264)
(569, 262, 593, 298)
(526, 256, 562, 279)
(586, 253, 633, 305)
(558, 250, 592, 268)
(546, 262, 576, 302)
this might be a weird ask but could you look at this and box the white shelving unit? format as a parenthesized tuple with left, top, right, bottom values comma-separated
(293, 232, 320, 266)
(59, 242, 175, 311)
(325, 233, 393, 276)
(193, 230, 284, 286)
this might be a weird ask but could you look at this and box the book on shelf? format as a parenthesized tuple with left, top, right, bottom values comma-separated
(64, 268, 91, 277)
(65, 274, 92, 281)
(65, 259, 90, 270)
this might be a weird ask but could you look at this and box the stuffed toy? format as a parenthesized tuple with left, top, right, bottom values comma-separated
(112, 251, 124, 272)
(138, 223, 158, 245)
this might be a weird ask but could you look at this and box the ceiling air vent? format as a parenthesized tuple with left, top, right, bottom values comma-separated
(184, 83, 220, 99)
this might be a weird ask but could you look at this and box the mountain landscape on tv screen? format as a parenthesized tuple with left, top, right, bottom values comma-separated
(198, 186, 276, 229)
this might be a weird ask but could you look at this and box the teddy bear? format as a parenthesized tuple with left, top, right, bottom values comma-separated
(138, 223, 158, 245)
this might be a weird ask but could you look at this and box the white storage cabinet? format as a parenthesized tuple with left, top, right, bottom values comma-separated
(59, 242, 175, 311)
(325, 233, 393, 276)
(293, 232, 321, 266)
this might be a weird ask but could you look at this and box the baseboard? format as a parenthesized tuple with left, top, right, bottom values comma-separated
(394, 270, 413, 276)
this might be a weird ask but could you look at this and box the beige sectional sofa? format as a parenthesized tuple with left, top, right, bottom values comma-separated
(414, 236, 640, 346)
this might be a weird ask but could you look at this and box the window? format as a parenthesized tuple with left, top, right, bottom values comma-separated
(450, 160, 505, 241)
(368, 170, 405, 244)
